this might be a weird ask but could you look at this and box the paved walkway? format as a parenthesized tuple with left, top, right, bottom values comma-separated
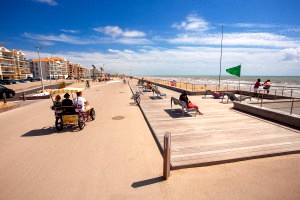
(0, 79, 300, 200)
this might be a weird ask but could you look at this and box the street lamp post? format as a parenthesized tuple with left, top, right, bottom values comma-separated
(103, 64, 105, 77)
(35, 46, 44, 92)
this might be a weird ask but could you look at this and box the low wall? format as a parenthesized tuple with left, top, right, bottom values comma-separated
(233, 102, 300, 129)
(0, 102, 20, 113)
(19, 95, 50, 100)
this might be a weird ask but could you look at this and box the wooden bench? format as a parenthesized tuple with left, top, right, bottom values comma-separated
(152, 86, 166, 98)
(221, 92, 252, 103)
(170, 97, 197, 116)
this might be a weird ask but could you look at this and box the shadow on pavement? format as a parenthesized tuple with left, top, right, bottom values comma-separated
(21, 125, 80, 137)
(131, 176, 165, 188)
(149, 96, 163, 100)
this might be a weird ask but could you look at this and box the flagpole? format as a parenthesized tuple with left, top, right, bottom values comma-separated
(239, 63, 241, 90)
(218, 25, 224, 90)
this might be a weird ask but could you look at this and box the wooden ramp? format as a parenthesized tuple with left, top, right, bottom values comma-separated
(130, 83, 300, 169)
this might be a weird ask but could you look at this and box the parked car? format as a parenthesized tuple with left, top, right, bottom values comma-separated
(20, 79, 30, 83)
(27, 77, 41, 82)
(0, 85, 16, 98)
(3, 79, 17, 85)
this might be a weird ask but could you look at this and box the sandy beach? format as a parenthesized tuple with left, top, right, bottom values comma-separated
(0, 79, 300, 200)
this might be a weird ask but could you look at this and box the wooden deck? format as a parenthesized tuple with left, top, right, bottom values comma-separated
(130, 83, 300, 169)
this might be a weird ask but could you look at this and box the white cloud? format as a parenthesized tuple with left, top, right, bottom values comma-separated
(281, 47, 300, 62)
(228, 23, 279, 29)
(24, 32, 95, 45)
(33, 0, 57, 6)
(94, 26, 146, 38)
(167, 32, 300, 48)
(23, 32, 150, 45)
(23, 45, 300, 76)
(286, 28, 300, 33)
(172, 14, 210, 32)
(115, 37, 151, 45)
(60, 29, 79, 34)
(38, 41, 55, 46)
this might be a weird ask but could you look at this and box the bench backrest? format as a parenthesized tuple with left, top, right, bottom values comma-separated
(171, 97, 187, 109)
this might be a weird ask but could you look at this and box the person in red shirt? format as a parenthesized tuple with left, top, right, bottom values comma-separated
(253, 78, 261, 97)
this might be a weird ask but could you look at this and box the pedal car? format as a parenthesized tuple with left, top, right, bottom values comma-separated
(49, 88, 95, 131)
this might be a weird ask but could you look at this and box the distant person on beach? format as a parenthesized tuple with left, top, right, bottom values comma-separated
(263, 79, 271, 94)
(253, 78, 261, 97)
(54, 95, 62, 107)
(73, 91, 91, 119)
(179, 91, 203, 115)
(62, 93, 73, 106)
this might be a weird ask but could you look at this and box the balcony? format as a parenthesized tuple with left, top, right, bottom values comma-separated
(1, 55, 13, 60)
(2, 70, 16, 74)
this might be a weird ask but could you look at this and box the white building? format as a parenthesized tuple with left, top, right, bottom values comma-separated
(0, 46, 32, 80)
(30, 57, 68, 79)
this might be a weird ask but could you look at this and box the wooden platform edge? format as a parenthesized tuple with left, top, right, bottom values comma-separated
(170, 149, 300, 170)
(128, 84, 164, 155)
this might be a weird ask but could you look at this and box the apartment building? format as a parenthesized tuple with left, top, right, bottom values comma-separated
(67, 63, 91, 78)
(0, 46, 32, 80)
(30, 57, 68, 79)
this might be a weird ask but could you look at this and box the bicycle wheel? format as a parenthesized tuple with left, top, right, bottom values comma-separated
(90, 109, 96, 120)
(55, 117, 63, 131)
(78, 116, 85, 130)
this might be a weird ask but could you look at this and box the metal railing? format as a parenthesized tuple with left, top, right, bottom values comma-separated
(146, 78, 300, 115)
(148, 78, 300, 98)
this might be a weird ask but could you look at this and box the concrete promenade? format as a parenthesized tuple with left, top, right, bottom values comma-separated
(0, 80, 300, 200)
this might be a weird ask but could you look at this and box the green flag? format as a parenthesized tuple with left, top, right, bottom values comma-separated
(226, 65, 241, 77)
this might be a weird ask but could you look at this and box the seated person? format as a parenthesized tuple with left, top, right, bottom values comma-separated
(62, 93, 74, 114)
(73, 91, 91, 119)
(147, 82, 152, 90)
(179, 91, 203, 115)
(213, 91, 223, 99)
(62, 93, 73, 106)
(53, 95, 62, 107)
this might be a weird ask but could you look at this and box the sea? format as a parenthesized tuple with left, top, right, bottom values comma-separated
(141, 75, 300, 98)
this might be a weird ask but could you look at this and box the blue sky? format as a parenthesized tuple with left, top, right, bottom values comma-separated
(1, 0, 300, 75)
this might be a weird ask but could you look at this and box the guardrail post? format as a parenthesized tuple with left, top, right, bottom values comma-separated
(290, 98, 294, 115)
(290, 89, 293, 100)
(240, 90, 242, 101)
(163, 132, 171, 180)
(3, 93, 7, 104)
(282, 86, 285, 96)
(260, 93, 264, 108)
(274, 90, 277, 101)
(22, 92, 26, 101)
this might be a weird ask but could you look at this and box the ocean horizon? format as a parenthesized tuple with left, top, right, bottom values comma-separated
(140, 75, 300, 87)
